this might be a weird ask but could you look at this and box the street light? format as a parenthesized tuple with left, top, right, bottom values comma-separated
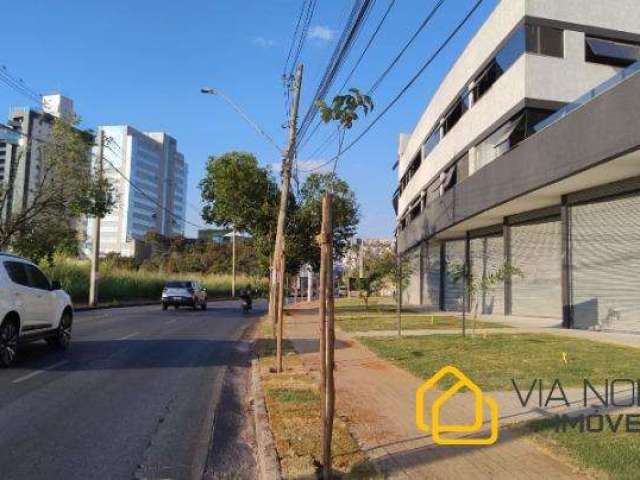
(200, 86, 283, 155)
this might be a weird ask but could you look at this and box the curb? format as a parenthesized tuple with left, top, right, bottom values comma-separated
(251, 358, 282, 480)
(75, 297, 236, 312)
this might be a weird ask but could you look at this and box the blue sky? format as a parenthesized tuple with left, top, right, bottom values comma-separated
(0, 0, 498, 238)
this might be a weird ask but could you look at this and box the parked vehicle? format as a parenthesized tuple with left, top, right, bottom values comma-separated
(161, 280, 208, 310)
(0, 252, 74, 367)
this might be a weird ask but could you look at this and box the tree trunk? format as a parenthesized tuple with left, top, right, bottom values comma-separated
(319, 193, 334, 480)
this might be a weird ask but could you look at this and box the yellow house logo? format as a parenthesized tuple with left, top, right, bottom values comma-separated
(416, 365, 499, 445)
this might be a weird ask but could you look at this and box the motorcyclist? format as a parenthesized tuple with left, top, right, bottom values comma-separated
(239, 288, 252, 310)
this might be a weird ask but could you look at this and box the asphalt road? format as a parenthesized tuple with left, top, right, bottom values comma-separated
(0, 300, 263, 480)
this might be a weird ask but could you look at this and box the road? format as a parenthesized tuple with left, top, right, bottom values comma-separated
(0, 300, 263, 480)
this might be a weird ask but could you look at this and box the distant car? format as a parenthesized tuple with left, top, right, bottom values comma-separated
(161, 281, 208, 310)
(0, 252, 74, 367)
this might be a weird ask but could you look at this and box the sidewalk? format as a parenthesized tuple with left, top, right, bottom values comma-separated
(284, 303, 583, 480)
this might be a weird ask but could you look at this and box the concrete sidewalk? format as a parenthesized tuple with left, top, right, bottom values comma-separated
(284, 303, 584, 480)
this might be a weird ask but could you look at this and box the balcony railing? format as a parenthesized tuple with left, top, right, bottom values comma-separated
(534, 60, 640, 133)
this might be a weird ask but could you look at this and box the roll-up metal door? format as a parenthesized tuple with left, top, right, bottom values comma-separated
(571, 194, 640, 332)
(402, 246, 422, 306)
(444, 240, 465, 311)
(511, 219, 562, 318)
(470, 235, 505, 315)
(423, 241, 441, 308)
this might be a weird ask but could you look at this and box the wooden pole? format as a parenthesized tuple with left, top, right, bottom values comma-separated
(323, 193, 335, 480)
(276, 254, 285, 372)
(317, 195, 329, 479)
(273, 64, 303, 372)
(396, 240, 402, 337)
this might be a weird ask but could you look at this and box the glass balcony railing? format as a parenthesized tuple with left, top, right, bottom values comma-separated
(534, 60, 640, 133)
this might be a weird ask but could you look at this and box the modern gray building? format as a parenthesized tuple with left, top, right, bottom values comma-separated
(86, 125, 188, 257)
(394, 0, 640, 332)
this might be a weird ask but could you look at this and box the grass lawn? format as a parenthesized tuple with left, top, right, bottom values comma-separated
(336, 314, 510, 332)
(335, 296, 416, 315)
(256, 321, 379, 479)
(359, 333, 640, 391)
(527, 417, 640, 480)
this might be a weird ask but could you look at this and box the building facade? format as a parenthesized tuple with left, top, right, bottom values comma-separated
(395, 0, 640, 332)
(87, 125, 187, 257)
(0, 94, 89, 236)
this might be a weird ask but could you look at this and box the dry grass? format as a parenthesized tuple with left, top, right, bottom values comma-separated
(255, 320, 380, 479)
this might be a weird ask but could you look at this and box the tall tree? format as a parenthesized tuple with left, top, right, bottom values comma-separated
(1, 117, 114, 261)
(199, 151, 283, 271)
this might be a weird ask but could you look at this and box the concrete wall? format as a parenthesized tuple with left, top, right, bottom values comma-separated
(397, 0, 640, 219)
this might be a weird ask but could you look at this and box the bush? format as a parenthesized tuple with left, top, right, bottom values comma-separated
(40, 256, 268, 305)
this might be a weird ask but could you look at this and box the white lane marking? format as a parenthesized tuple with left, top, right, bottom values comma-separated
(117, 332, 138, 341)
(12, 360, 70, 384)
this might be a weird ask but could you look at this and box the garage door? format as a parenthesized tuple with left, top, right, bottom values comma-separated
(444, 240, 465, 312)
(571, 194, 640, 332)
(423, 241, 441, 309)
(470, 235, 505, 315)
(511, 219, 562, 318)
(402, 246, 422, 306)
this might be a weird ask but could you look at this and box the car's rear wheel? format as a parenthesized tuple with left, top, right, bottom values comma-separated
(162, 303, 168, 311)
(47, 311, 72, 350)
(201, 300, 207, 311)
(0, 319, 18, 367)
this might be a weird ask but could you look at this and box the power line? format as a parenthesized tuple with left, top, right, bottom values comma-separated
(298, 0, 446, 158)
(297, 0, 396, 154)
(0, 66, 42, 105)
(296, 0, 376, 144)
(298, 0, 485, 174)
(283, 1, 308, 77)
(103, 140, 206, 230)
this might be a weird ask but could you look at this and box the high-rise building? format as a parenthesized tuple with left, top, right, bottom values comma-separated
(394, 0, 640, 332)
(87, 125, 188, 257)
(0, 94, 83, 223)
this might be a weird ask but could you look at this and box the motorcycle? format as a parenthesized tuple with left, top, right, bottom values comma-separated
(240, 296, 252, 312)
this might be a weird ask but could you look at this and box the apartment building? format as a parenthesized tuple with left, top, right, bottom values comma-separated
(395, 0, 640, 332)
(87, 125, 187, 257)
(0, 94, 88, 228)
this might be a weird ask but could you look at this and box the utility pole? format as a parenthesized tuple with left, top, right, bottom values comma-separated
(274, 63, 303, 374)
(89, 130, 104, 308)
(231, 226, 236, 297)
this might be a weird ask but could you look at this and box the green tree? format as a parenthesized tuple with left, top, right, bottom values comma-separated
(293, 172, 360, 270)
(1, 117, 114, 261)
(199, 151, 284, 273)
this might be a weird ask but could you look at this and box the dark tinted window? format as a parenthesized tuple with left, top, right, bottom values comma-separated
(443, 97, 467, 135)
(526, 24, 564, 58)
(586, 36, 640, 67)
(496, 25, 526, 71)
(166, 281, 190, 288)
(423, 129, 440, 158)
(24, 264, 51, 290)
(4, 261, 29, 287)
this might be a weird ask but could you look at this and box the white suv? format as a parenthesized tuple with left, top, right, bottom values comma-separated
(0, 253, 74, 367)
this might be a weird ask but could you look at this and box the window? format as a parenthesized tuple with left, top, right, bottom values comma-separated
(526, 25, 564, 58)
(4, 261, 29, 287)
(442, 96, 467, 135)
(586, 36, 640, 67)
(473, 108, 555, 172)
(24, 264, 51, 290)
(422, 128, 440, 159)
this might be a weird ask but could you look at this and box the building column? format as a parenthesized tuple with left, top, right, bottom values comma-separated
(464, 232, 471, 314)
(503, 219, 512, 316)
(419, 240, 427, 305)
(561, 197, 573, 328)
(439, 242, 447, 311)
